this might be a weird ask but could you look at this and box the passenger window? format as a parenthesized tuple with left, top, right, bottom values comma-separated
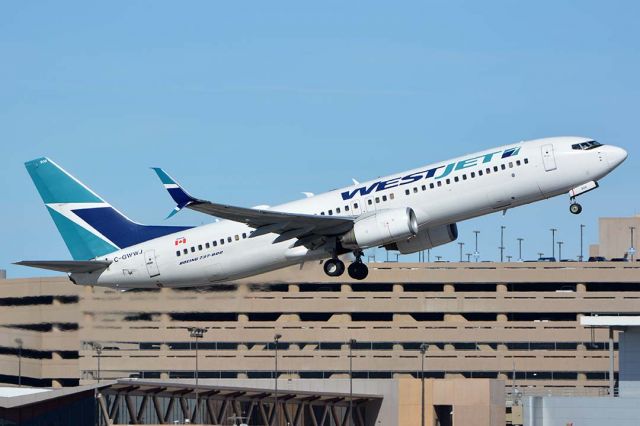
(213, 241, 217, 247)
(220, 239, 224, 245)
(183, 249, 188, 255)
(405, 189, 410, 195)
(389, 194, 394, 200)
(235, 235, 239, 241)
(493, 166, 499, 172)
(345, 205, 350, 211)
(479, 170, 483, 176)
(336, 207, 341, 213)
(320, 212, 325, 215)
(413, 187, 418, 193)
(205, 242, 210, 249)
(382, 195, 388, 201)
(198, 244, 203, 251)
(501, 164, 506, 170)
(375, 197, 380, 203)
(437, 181, 442, 187)
(471, 172, 475, 178)
(328, 210, 333, 215)
(516, 160, 521, 166)
(445, 179, 450, 185)
(524, 158, 529, 164)
(430, 183, 435, 189)
(191, 247, 195, 253)
(354, 202, 359, 208)
(368, 199, 373, 205)
(454, 176, 459, 182)
(462, 174, 467, 180)
(509, 162, 513, 168)
(486, 168, 491, 174)
(176, 251, 181, 257)
(242, 233, 247, 239)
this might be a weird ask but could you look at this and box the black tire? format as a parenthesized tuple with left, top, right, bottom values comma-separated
(348, 261, 369, 280)
(570, 203, 582, 215)
(323, 258, 345, 277)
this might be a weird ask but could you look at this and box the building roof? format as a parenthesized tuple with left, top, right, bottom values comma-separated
(580, 316, 640, 327)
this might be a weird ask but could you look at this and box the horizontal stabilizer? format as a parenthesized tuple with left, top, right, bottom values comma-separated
(15, 260, 111, 273)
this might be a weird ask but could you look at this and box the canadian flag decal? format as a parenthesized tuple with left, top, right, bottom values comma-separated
(175, 237, 187, 246)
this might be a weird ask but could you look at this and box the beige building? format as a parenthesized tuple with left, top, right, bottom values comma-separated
(1, 260, 639, 399)
(590, 215, 640, 260)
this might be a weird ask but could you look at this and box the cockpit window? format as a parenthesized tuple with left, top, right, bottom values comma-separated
(571, 140, 603, 150)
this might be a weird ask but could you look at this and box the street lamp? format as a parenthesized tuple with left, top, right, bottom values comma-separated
(465, 253, 472, 262)
(458, 242, 464, 262)
(349, 338, 357, 426)
(550, 228, 557, 260)
(629, 226, 636, 261)
(274, 333, 282, 426)
(579, 224, 586, 262)
(517, 238, 524, 262)
(93, 343, 103, 383)
(188, 327, 207, 422)
(500, 226, 506, 262)
(15, 338, 22, 387)
(506, 255, 512, 262)
(419, 343, 428, 426)
(473, 230, 480, 262)
(557, 241, 564, 261)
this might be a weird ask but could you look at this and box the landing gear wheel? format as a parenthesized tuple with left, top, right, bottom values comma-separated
(323, 258, 345, 277)
(348, 261, 369, 280)
(569, 203, 582, 215)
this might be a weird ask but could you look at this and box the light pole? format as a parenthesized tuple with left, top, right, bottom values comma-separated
(473, 230, 480, 262)
(550, 228, 557, 260)
(517, 238, 524, 262)
(507, 255, 512, 262)
(579, 224, 586, 261)
(419, 343, 428, 426)
(465, 253, 472, 262)
(629, 226, 636, 261)
(15, 338, 22, 387)
(557, 241, 564, 261)
(500, 226, 506, 262)
(94, 343, 103, 383)
(274, 333, 282, 426)
(537, 252, 544, 260)
(189, 327, 207, 423)
(458, 242, 464, 262)
(349, 338, 356, 426)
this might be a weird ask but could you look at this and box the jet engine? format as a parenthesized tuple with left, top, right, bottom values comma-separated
(341, 208, 418, 249)
(386, 223, 458, 254)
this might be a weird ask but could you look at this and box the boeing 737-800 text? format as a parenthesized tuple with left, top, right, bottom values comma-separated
(17, 136, 627, 288)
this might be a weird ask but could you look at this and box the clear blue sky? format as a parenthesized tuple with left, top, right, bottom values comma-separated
(2, 2, 638, 277)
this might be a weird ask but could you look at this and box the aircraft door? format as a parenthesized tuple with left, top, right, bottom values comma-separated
(351, 200, 362, 216)
(144, 250, 160, 278)
(541, 144, 557, 171)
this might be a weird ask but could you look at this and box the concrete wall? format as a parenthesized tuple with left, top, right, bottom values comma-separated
(524, 395, 640, 426)
(619, 327, 640, 396)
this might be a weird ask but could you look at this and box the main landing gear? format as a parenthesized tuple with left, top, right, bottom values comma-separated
(323, 251, 369, 280)
(569, 202, 583, 215)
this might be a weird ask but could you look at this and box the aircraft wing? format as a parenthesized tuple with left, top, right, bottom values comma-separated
(15, 260, 112, 273)
(151, 168, 354, 243)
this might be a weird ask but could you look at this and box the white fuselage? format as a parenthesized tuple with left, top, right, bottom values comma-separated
(72, 136, 627, 289)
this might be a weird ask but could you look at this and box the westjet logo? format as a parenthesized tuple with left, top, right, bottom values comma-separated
(341, 147, 521, 201)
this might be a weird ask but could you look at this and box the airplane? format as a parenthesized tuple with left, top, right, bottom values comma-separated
(16, 136, 627, 288)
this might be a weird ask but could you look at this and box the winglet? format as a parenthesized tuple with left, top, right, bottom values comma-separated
(151, 168, 198, 219)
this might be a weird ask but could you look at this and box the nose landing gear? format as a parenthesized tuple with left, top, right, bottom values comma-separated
(569, 202, 583, 215)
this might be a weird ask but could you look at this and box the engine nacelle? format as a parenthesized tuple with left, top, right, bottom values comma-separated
(341, 208, 418, 249)
(387, 223, 458, 254)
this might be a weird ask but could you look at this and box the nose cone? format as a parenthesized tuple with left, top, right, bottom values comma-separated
(607, 145, 628, 168)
